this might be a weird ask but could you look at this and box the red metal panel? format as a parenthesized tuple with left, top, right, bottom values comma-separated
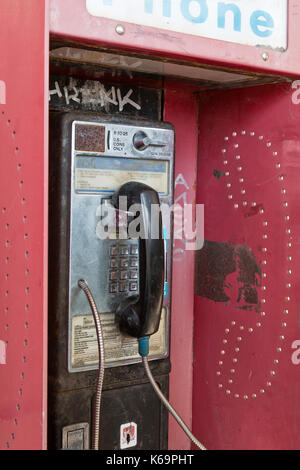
(193, 82, 300, 450)
(50, 0, 300, 78)
(164, 84, 198, 450)
(0, 1, 49, 450)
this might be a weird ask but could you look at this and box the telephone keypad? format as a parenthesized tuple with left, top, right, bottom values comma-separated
(108, 243, 139, 295)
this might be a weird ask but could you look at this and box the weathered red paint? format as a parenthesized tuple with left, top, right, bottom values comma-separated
(0, 0, 49, 450)
(50, 0, 299, 79)
(193, 82, 300, 450)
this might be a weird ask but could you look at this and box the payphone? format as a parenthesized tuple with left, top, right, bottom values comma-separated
(48, 112, 175, 449)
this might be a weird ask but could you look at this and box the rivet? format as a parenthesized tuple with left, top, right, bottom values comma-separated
(256, 322, 262, 327)
(286, 283, 291, 288)
(273, 151, 278, 156)
(219, 361, 223, 366)
(228, 379, 233, 384)
(285, 215, 290, 221)
(277, 347, 282, 352)
(274, 359, 279, 364)
(283, 309, 289, 315)
(239, 178, 244, 183)
(261, 312, 266, 317)
(226, 390, 231, 395)
(233, 358, 238, 363)
(234, 203, 239, 209)
(220, 350, 225, 355)
(267, 142, 272, 148)
(249, 328, 253, 333)
(235, 347, 240, 352)
(234, 394, 240, 398)
(260, 389, 265, 394)
(232, 132, 237, 137)
(228, 194, 233, 200)
(276, 163, 281, 169)
(218, 384, 223, 389)
(237, 166, 242, 172)
(243, 201, 248, 206)
(240, 326, 244, 330)
(285, 297, 290, 302)
(244, 395, 249, 400)
(223, 339, 228, 344)
(227, 183, 232, 188)
(224, 136, 229, 141)
(270, 371, 275, 376)
(223, 160, 228, 165)
(259, 135, 264, 140)
(281, 189, 287, 194)
(252, 394, 257, 399)
(280, 335, 285, 340)
(231, 321, 236, 326)
(230, 369, 235, 374)
(234, 144, 239, 149)
(267, 382, 272, 387)
(261, 298, 266, 303)
(236, 155, 241, 160)
(217, 371, 221, 376)
(115, 24, 125, 35)
(250, 131, 255, 136)
(241, 189, 246, 194)
(237, 337, 242, 342)
(222, 149, 227, 154)
(225, 328, 230, 334)
(262, 52, 269, 61)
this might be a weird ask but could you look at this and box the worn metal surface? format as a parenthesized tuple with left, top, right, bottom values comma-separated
(0, 0, 49, 450)
(193, 82, 300, 450)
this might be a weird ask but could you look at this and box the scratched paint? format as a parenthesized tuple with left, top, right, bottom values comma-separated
(195, 240, 261, 311)
(0, 340, 7, 365)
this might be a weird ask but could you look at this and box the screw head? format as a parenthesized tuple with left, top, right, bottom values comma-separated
(116, 24, 125, 35)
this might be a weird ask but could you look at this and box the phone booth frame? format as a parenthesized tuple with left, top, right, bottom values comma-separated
(0, 0, 300, 451)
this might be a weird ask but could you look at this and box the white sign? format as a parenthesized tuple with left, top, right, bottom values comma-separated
(86, 0, 287, 50)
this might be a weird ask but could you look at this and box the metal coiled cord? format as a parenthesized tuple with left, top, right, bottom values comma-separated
(142, 356, 206, 451)
(78, 279, 105, 451)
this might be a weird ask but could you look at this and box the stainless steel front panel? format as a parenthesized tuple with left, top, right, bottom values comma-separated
(68, 120, 174, 372)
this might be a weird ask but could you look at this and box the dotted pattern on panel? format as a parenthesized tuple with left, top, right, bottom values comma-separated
(0, 110, 30, 449)
(214, 130, 291, 400)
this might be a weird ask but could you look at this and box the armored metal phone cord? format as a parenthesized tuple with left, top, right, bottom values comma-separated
(78, 279, 105, 451)
(139, 339, 206, 451)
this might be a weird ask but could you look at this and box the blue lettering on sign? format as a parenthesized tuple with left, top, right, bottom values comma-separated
(181, 0, 208, 24)
(101, 1, 276, 40)
(250, 10, 274, 38)
(218, 3, 241, 32)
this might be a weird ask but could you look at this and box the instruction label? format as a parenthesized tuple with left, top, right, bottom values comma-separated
(71, 308, 167, 369)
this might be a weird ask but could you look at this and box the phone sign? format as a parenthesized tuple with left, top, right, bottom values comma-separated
(86, 0, 288, 50)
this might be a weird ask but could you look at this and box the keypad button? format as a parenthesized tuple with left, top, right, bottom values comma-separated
(110, 258, 118, 268)
(109, 271, 119, 281)
(109, 283, 118, 294)
(120, 245, 130, 255)
(110, 246, 118, 256)
(131, 245, 139, 255)
(119, 282, 129, 293)
(120, 258, 129, 268)
(130, 270, 138, 280)
(120, 271, 129, 280)
(130, 258, 138, 268)
(129, 282, 138, 291)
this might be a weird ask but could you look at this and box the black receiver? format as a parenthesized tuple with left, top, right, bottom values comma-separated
(112, 182, 165, 339)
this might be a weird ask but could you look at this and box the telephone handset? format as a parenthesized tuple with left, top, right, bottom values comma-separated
(112, 181, 164, 339)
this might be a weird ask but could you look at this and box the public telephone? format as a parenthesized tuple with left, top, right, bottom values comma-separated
(48, 112, 175, 449)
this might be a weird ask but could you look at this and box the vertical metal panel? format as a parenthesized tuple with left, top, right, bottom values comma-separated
(0, 0, 49, 450)
(193, 82, 300, 450)
(164, 84, 199, 450)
